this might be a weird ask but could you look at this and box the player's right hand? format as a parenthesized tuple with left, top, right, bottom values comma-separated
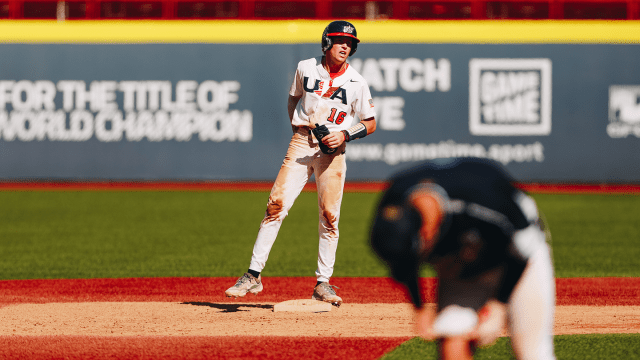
(322, 131, 346, 149)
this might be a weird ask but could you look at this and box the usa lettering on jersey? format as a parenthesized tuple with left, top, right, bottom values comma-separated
(322, 87, 347, 105)
(291, 57, 376, 131)
(303, 77, 322, 95)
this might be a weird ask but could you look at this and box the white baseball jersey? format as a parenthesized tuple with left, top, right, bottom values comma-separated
(290, 56, 376, 132)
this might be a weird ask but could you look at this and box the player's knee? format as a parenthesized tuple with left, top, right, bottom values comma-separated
(265, 199, 286, 222)
(321, 210, 339, 231)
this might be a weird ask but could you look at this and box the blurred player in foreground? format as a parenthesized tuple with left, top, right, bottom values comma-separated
(225, 20, 376, 306)
(371, 157, 556, 360)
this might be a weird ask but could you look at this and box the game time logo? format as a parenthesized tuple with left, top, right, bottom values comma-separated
(608, 85, 640, 138)
(469, 58, 552, 136)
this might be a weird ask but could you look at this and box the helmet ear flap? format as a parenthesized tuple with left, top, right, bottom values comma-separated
(321, 33, 333, 54)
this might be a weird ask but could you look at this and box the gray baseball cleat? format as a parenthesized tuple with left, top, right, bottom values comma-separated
(312, 282, 342, 307)
(225, 273, 263, 298)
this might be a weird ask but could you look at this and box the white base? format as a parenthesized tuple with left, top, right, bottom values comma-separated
(273, 299, 333, 313)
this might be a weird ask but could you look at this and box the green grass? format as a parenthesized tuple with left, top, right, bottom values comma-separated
(0, 191, 638, 279)
(382, 334, 640, 359)
(534, 194, 640, 277)
(0, 191, 383, 279)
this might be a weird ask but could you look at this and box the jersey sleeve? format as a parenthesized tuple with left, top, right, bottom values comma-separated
(353, 80, 376, 121)
(289, 62, 304, 97)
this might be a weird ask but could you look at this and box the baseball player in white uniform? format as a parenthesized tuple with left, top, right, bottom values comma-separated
(225, 20, 377, 306)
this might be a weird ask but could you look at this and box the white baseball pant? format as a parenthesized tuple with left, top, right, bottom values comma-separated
(248, 126, 347, 283)
(508, 242, 556, 360)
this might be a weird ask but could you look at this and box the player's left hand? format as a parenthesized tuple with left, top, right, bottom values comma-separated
(322, 131, 346, 148)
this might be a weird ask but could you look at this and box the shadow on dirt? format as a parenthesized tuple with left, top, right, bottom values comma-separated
(181, 302, 274, 313)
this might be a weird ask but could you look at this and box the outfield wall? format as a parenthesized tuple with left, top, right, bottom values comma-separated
(1, 21, 639, 182)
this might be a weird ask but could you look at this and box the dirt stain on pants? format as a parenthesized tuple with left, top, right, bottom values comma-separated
(249, 127, 346, 283)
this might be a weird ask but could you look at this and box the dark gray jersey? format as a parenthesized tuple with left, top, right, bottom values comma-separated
(375, 158, 542, 305)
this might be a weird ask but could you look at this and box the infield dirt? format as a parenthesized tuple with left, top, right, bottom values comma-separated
(0, 302, 639, 337)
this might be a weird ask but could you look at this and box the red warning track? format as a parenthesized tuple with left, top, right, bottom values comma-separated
(1, 276, 638, 306)
(1, 181, 639, 194)
(0, 336, 407, 360)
